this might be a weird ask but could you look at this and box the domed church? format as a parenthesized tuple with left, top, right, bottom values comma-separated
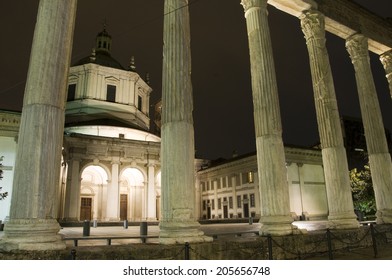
(60, 27, 162, 223)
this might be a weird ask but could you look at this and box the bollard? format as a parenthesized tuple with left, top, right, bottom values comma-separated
(93, 219, 98, 228)
(140, 221, 148, 243)
(326, 229, 333, 260)
(123, 219, 128, 229)
(370, 223, 378, 258)
(70, 249, 77, 260)
(83, 220, 90, 236)
(184, 242, 190, 260)
(267, 235, 273, 260)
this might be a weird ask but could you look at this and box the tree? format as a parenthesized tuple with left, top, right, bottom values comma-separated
(0, 156, 8, 201)
(349, 165, 376, 216)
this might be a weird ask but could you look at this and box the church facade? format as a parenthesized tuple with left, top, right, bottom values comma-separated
(0, 28, 328, 225)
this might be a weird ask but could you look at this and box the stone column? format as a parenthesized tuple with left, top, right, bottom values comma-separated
(241, 0, 295, 235)
(63, 158, 81, 221)
(0, 0, 77, 251)
(346, 34, 392, 224)
(160, 0, 212, 244)
(380, 50, 392, 98)
(146, 163, 157, 220)
(106, 160, 120, 221)
(300, 10, 358, 229)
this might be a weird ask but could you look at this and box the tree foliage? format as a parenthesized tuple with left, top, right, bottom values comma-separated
(0, 156, 8, 201)
(349, 165, 376, 215)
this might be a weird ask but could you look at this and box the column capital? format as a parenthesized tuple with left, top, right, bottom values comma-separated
(380, 50, 392, 74)
(300, 10, 325, 42)
(240, 0, 267, 13)
(345, 33, 369, 63)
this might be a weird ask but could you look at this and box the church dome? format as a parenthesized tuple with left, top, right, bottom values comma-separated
(73, 27, 125, 70)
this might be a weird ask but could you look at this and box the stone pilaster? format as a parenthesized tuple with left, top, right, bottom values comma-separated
(146, 163, 157, 221)
(159, 0, 212, 244)
(0, 0, 77, 251)
(380, 50, 392, 99)
(63, 158, 81, 221)
(106, 159, 120, 221)
(241, 0, 295, 235)
(346, 34, 392, 224)
(300, 10, 358, 229)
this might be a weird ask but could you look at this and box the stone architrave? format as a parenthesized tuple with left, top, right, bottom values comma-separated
(0, 0, 77, 251)
(300, 10, 358, 229)
(159, 0, 212, 244)
(346, 34, 392, 224)
(241, 0, 295, 236)
(380, 50, 392, 99)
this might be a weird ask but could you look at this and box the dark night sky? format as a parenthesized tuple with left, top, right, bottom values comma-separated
(1, 0, 391, 160)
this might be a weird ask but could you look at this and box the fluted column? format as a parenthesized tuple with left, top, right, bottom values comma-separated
(380, 50, 392, 99)
(346, 34, 392, 224)
(159, 0, 212, 244)
(106, 159, 120, 221)
(241, 0, 295, 235)
(300, 10, 358, 229)
(0, 0, 77, 251)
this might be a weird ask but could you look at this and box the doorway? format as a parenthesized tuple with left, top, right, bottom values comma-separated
(120, 194, 128, 220)
(80, 197, 92, 221)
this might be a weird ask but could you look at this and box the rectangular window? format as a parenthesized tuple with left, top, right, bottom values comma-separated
(237, 195, 241, 208)
(201, 182, 205, 192)
(215, 179, 221, 189)
(229, 197, 233, 209)
(235, 174, 241, 186)
(67, 84, 76, 101)
(211, 199, 215, 210)
(138, 95, 143, 111)
(218, 198, 222, 210)
(250, 193, 255, 207)
(248, 171, 254, 183)
(202, 200, 206, 211)
(222, 177, 227, 188)
(107, 85, 116, 102)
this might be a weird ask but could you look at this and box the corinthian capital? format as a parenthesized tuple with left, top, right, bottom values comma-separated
(380, 50, 392, 74)
(345, 33, 369, 63)
(240, 0, 267, 13)
(300, 10, 325, 41)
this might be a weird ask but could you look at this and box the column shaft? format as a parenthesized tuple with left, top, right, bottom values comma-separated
(300, 10, 358, 229)
(64, 158, 81, 221)
(146, 163, 157, 220)
(346, 34, 392, 223)
(106, 160, 120, 221)
(0, 0, 77, 251)
(241, 0, 295, 235)
(159, 0, 212, 244)
(380, 50, 392, 98)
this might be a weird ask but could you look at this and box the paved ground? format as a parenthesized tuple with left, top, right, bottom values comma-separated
(57, 222, 392, 260)
(2, 221, 392, 259)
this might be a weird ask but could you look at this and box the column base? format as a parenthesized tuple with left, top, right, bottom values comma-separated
(328, 212, 360, 229)
(0, 219, 66, 251)
(159, 221, 213, 244)
(376, 209, 392, 224)
(259, 215, 298, 236)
